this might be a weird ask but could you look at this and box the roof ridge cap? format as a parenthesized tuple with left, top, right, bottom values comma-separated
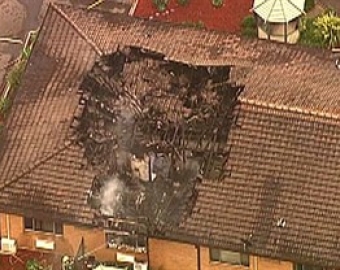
(240, 98, 340, 120)
(50, 3, 103, 56)
(0, 141, 74, 192)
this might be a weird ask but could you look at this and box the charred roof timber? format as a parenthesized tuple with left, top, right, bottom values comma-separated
(74, 46, 244, 236)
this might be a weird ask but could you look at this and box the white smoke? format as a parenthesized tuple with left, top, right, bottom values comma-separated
(100, 176, 125, 216)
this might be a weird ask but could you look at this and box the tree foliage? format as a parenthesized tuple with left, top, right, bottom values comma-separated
(152, 0, 169, 12)
(26, 259, 40, 270)
(177, 0, 189, 6)
(241, 15, 257, 38)
(299, 17, 324, 47)
(313, 10, 340, 48)
(211, 0, 223, 8)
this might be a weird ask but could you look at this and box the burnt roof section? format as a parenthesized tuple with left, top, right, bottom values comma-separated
(75, 46, 242, 233)
(76, 46, 242, 178)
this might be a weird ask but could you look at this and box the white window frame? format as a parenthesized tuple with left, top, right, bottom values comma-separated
(209, 248, 249, 266)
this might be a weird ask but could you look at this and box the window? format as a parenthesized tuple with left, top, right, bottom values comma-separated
(210, 248, 249, 266)
(24, 217, 63, 235)
(105, 231, 146, 252)
(295, 264, 323, 270)
(24, 217, 33, 229)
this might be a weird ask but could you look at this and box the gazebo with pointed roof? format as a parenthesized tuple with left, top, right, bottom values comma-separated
(252, 0, 306, 43)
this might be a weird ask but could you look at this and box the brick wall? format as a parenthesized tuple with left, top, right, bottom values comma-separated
(149, 238, 293, 270)
(0, 213, 294, 270)
(148, 238, 197, 270)
(256, 257, 293, 270)
(0, 213, 147, 262)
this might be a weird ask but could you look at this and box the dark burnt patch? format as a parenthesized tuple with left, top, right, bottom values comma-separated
(73, 46, 243, 242)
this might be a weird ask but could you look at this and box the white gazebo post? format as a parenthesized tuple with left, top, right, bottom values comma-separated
(252, 0, 306, 44)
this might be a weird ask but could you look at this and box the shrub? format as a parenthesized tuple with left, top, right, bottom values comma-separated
(182, 20, 205, 29)
(211, 0, 223, 8)
(241, 15, 257, 38)
(314, 9, 340, 48)
(26, 259, 40, 270)
(242, 27, 257, 38)
(0, 97, 10, 115)
(299, 17, 325, 47)
(305, 0, 315, 12)
(152, 0, 169, 12)
(242, 15, 256, 28)
(177, 0, 189, 6)
(6, 60, 26, 90)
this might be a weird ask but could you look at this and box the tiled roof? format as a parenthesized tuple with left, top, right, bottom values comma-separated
(0, 143, 95, 224)
(60, 5, 340, 116)
(175, 101, 340, 267)
(0, 3, 340, 267)
(0, 4, 98, 224)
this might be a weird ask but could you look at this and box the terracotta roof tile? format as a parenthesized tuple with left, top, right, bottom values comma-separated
(0, 144, 96, 224)
(178, 102, 340, 266)
(0, 4, 98, 224)
(1, 4, 340, 267)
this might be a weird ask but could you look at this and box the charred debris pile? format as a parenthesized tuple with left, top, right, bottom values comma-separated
(74, 46, 244, 240)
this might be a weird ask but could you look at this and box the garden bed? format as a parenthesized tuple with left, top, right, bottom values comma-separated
(133, 0, 253, 32)
(0, 249, 60, 270)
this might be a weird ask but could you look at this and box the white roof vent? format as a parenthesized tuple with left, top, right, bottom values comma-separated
(253, 0, 306, 23)
(336, 59, 340, 69)
(277, 218, 287, 228)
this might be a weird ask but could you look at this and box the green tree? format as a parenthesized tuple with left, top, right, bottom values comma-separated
(299, 17, 324, 47)
(177, 0, 189, 6)
(314, 10, 340, 48)
(241, 15, 257, 38)
(211, 0, 223, 8)
(152, 0, 169, 12)
(26, 259, 40, 270)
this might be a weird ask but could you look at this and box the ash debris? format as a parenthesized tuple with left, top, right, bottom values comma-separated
(74, 46, 243, 235)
